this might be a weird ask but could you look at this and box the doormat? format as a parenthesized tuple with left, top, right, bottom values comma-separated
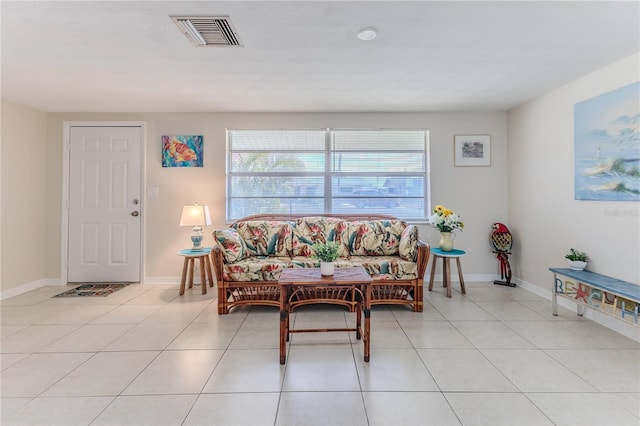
(53, 283, 134, 298)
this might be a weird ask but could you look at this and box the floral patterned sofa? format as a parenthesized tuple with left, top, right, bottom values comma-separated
(211, 214, 430, 314)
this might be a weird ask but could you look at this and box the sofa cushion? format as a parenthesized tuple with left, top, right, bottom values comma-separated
(349, 256, 418, 280)
(399, 225, 419, 261)
(290, 256, 354, 269)
(233, 221, 293, 257)
(214, 228, 249, 263)
(222, 257, 291, 282)
(347, 220, 406, 256)
(292, 216, 349, 258)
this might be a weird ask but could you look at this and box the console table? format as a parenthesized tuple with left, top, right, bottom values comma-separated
(550, 268, 640, 324)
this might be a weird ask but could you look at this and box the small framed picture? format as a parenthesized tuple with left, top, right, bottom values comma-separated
(454, 135, 491, 166)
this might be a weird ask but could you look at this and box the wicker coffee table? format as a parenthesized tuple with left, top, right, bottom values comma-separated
(278, 266, 373, 364)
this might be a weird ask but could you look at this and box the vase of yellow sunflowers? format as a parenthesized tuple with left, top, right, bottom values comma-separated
(428, 205, 464, 252)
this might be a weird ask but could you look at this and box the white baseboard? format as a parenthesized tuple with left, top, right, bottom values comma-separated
(142, 277, 219, 285)
(0, 277, 184, 298)
(16, 274, 496, 288)
(141, 277, 181, 285)
(0, 278, 62, 301)
(4, 274, 637, 342)
(0, 277, 204, 298)
(515, 278, 549, 299)
(147, 274, 502, 284)
(432, 274, 499, 282)
(515, 277, 640, 342)
(141, 274, 498, 286)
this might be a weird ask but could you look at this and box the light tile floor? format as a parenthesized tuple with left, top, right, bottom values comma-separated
(1, 281, 639, 425)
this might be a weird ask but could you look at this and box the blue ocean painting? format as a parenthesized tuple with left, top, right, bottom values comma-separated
(574, 82, 640, 201)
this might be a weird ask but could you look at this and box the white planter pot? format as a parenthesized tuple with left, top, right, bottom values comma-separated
(320, 261, 335, 276)
(567, 260, 587, 271)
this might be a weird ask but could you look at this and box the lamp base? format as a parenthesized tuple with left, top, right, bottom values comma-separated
(190, 234, 204, 251)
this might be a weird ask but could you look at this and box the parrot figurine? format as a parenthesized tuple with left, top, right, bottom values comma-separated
(490, 222, 515, 287)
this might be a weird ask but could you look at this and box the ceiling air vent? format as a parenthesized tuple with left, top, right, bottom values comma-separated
(171, 16, 243, 47)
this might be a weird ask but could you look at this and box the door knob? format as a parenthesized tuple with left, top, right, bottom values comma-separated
(131, 211, 139, 217)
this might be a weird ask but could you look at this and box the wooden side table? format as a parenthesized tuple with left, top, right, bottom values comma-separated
(428, 248, 467, 298)
(178, 248, 214, 295)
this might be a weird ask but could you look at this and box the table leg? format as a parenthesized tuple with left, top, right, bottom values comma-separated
(552, 275, 559, 316)
(442, 257, 447, 288)
(364, 282, 371, 362)
(188, 259, 195, 289)
(355, 286, 362, 340)
(204, 255, 214, 288)
(456, 257, 466, 294)
(198, 257, 207, 294)
(279, 284, 288, 364)
(179, 257, 189, 295)
(428, 255, 437, 291)
(444, 258, 452, 298)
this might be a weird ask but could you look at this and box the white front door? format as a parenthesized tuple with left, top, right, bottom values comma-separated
(67, 126, 142, 282)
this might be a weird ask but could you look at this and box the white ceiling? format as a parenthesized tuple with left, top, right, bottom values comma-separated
(1, 1, 639, 113)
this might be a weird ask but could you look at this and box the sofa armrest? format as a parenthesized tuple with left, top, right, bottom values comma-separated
(415, 240, 431, 280)
(211, 244, 226, 284)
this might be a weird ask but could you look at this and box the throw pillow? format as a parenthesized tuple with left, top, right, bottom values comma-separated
(399, 225, 418, 261)
(214, 228, 249, 263)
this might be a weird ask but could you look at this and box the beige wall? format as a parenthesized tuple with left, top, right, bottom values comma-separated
(1, 101, 49, 292)
(4, 52, 637, 295)
(39, 112, 508, 284)
(507, 53, 640, 291)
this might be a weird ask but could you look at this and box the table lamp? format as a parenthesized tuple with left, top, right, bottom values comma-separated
(179, 202, 212, 251)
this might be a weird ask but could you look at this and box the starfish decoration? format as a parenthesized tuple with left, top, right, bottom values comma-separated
(574, 283, 589, 303)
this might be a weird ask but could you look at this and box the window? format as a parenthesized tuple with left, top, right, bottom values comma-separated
(227, 129, 429, 222)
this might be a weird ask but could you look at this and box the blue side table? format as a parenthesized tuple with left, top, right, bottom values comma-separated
(428, 248, 467, 298)
(178, 248, 214, 295)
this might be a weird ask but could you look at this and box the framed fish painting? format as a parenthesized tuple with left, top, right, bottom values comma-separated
(574, 82, 639, 201)
(162, 135, 203, 167)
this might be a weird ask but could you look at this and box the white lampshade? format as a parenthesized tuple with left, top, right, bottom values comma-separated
(179, 203, 212, 227)
(179, 203, 212, 250)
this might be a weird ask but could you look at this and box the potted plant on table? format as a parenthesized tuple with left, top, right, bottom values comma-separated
(565, 248, 589, 270)
(312, 241, 340, 276)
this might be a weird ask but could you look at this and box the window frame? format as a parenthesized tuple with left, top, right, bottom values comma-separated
(226, 128, 430, 223)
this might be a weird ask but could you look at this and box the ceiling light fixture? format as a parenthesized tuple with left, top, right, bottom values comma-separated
(357, 27, 377, 41)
